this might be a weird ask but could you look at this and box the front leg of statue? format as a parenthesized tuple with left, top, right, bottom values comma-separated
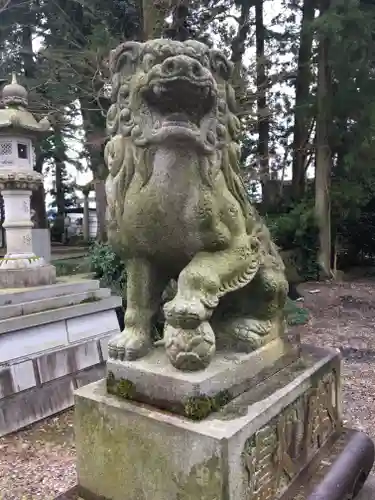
(163, 234, 260, 370)
(108, 258, 167, 361)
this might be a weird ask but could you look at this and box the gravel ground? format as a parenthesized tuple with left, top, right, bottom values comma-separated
(0, 411, 76, 499)
(293, 279, 375, 438)
(1, 278, 375, 499)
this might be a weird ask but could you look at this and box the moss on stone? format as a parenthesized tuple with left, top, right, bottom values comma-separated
(184, 390, 231, 421)
(212, 390, 231, 410)
(184, 395, 213, 420)
(75, 394, 175, 500)
(106, 371, 115, 388)
(79, 296, 100, 304)
(106, 372, 136, 400)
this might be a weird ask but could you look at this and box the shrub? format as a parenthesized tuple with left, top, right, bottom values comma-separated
(266, 201, 319, 281)
(89, 241, 126, 296)
(50, 215, 65, 242)
(284, 297, 310, 326)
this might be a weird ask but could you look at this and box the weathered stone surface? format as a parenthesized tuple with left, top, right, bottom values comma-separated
(9, 359, 36, 393)
(0, 376, 75, 436)
(0, 288, 110, 320)
(37, 341, 101, 383)
(0, 278, 100, 306)
(0, 263, 56, 288)
(0, 321, 68, 363)
(106, 338, 298, 417)
(67, 310, 120, 343)
(75, 365, 106, 389)
(0, 296, 121, 335)
(75, 345, 343, 500)
(99, 337, 110, 361)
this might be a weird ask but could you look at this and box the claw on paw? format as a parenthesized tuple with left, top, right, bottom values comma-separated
(108, 329, 151, 361)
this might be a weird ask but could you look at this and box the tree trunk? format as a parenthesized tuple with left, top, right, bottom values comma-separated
(79, 97, 108, 243)
(55, 161, 65, 218)
(93, 180, 107, 242)
(142, 0, 171, 39)
(21, 25, 48, 228)
(53, 127, 67, 219)
(166, 0, 190, 41)
(292, 0, 316, 201)
(255, 0, 270, 208)
(315, 0, 333, 279)
(230, 0, 251, 94)
(32, 146, 49, 229)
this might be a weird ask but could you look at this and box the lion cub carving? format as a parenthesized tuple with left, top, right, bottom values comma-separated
(104, 39, 288, 371)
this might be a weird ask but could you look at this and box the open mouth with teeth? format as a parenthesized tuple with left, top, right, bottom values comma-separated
(141, 77, 217, 143)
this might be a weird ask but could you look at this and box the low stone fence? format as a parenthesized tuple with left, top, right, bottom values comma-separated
(0, 278, 121, 436)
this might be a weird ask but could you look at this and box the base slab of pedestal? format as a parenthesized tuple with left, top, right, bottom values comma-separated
(0, 263, 56, 287)
(73, 345, 375, 500)
(107, 337, 298, 419)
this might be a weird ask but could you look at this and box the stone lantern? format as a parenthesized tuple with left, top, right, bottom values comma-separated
(0, 73, 56, 287)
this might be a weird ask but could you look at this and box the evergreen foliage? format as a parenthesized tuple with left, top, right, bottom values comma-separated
(1, 0, 375, 270)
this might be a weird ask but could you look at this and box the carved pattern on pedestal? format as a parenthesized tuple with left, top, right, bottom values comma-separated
(0, 171, 43, 190)
(243, 370, 338, 500)
(22, 234, 32, 245)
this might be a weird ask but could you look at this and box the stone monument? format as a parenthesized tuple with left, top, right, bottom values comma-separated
(73, 40, 374, 500)
(0, 73, 55, 287)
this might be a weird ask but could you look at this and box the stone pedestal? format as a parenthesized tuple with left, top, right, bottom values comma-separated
(32, 228, 52, 263)
(74, 345, 374, 500)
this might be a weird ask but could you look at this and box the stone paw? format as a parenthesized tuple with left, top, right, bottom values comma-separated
(235, 319, 273, 338)
(108, 329, 151, 361)
(215, 318, 274, 353)
(164, 321, 216, 372)
(163, 296, 211, 329)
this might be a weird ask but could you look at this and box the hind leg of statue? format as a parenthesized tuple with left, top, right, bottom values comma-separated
(108, 258, 168, 361)
(163, 235, 260, 371)
(214, 267, 289, 352)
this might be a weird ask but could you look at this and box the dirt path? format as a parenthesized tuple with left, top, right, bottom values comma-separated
(1, 279, 375, 498)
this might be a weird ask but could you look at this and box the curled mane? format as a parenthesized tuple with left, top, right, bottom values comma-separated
(105, 41, 258, 238)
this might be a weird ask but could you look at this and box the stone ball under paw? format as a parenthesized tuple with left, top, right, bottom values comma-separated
(164, 321, 216, 372)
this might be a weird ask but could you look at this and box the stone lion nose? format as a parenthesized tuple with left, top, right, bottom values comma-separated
(160, 56, 205, 79)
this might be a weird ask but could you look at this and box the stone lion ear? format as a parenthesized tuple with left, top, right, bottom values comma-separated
(209, 50, 232, 81)
(110, 42, 143, 75)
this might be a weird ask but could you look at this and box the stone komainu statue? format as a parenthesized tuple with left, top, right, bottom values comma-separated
(104, 39, 289, 371)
